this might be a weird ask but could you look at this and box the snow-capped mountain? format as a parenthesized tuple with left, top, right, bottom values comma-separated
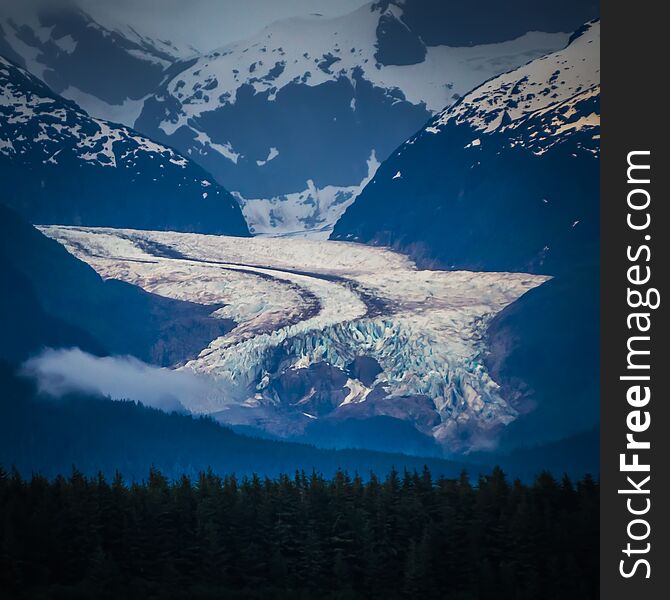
(332, 20, 600, 275)
(134, 0, 597, 236)
(0, 0, 179, 126)
(0, 53, 249, 235)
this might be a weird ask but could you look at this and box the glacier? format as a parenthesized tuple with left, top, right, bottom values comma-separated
(41, 226, 548, 452)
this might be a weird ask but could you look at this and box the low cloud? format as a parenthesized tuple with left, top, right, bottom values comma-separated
(23, 348, 217, 413)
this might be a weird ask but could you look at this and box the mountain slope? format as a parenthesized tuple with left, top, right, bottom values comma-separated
(0, 0, 179, 125)
(0, 53, 250, 235)
(371, 0, 598, 48)
(0, 205, 233, 366)
(0, 361, 596, 482)
(135, 0, 597, 236)
(0, 260, 104, 364)
(0, 362, 478, 482)
(484, 266, 599, 449)
(331, 21, 600, 458)
(331, 20, 600, 275)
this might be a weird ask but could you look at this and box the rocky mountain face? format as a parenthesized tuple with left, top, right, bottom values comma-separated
(0, 53, 249, 235)
(1, 1, 598, 238)
(132, 0, 596, 236)
(371, 0, 598, 47)
(332, 20, 600, 275)
(484, 266, 599, 449)
(0, 0, 179, 125)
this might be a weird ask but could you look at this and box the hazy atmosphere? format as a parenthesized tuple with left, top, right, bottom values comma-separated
(28, 0, 370, 51)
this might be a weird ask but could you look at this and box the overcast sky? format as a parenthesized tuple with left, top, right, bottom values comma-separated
(76, 0, 370, 53)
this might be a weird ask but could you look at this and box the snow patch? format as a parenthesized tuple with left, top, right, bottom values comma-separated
(192, 130, 241, 164)
(236, 150, 380, 239)
(256, 146, 279, 166)
(155, 4, 569, 137)
(436, 21, 600, 134)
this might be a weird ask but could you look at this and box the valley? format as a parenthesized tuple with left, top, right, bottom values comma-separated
(0, 4, 603, 594)
(1, 1, 600, 469)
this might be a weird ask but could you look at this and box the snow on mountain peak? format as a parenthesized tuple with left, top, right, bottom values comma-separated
(133, 3, 571, 238)
(0, 55, 186, 170)
(331, 20, 600, 274)
(435, 20, 600, 134)
(0, 53, 249, 235)
(0, 2, 178, 126)
(156, 4, 569, 137)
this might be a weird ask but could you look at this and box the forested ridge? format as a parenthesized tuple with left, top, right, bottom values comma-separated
(0, 363, 475, 482)
(0, 466, 598, 599)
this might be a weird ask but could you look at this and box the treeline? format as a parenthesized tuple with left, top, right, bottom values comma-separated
(0, 466, 598, 599)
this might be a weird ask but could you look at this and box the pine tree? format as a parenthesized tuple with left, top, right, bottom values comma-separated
(0, 465, 599, 599)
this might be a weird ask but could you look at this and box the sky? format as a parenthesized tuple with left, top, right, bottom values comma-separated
(76, 0, 371, 53)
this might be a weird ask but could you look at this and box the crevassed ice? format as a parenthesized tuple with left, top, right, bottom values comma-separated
(39, 226, 548, 446)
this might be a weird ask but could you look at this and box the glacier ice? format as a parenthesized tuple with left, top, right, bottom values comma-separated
(41, 226, 548, 451)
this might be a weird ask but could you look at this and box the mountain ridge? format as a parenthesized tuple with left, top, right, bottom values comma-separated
(331, 20, 600, 275)
(133, 1, 596, 236)
(0, 52, 250, 235)
(0, 0, 180, 124)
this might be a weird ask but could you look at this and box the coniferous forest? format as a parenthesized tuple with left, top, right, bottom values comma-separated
(0, 466, 598, 600)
